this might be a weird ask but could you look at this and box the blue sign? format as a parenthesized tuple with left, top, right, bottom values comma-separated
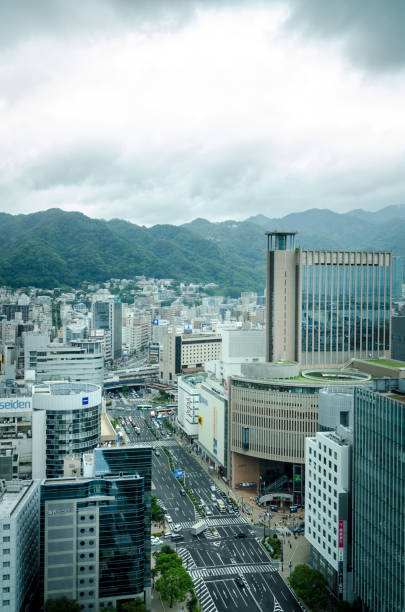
(116, 432, 120, 444)
(153, 318, 159, 326)
(174, 469, 183, 478)
(82, 397, 89, 405)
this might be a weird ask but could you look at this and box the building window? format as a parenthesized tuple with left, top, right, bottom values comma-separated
(2, 537, 10, 543)
(3, 525, 10, 531)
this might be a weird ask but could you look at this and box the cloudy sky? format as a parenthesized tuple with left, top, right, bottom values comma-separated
(1, 0, 405, 226)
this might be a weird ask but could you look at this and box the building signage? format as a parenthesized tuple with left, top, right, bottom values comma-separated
(338, 520, 344, 547)
(153, 318, 159, 326)
(338, 520, 344, 598)
(174, 469, 183, 478)
(0, 397, 32, 410)
(47, 502, 74, 516)
(82, 397, 89, 405)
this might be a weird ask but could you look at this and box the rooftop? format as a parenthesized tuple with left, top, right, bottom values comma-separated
(364, 359, 405, 369)
(0, 480, 37, 518)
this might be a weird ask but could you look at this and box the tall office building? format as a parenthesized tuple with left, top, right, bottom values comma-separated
(0, 479, 40, 612)
(352, 381, 405, 611)
(92, 300, 122, 360)
(392, 255, 404, 299)
(40, 446, 152, 610)
(265, 232, 392, 366)
(32, 382, 102, 479)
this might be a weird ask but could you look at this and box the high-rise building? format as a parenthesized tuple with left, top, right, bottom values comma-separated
(159, 329, 222, 383)
(40, 446, 152, 610)
(352, 381, 405, 611)
(32, 382, 102, 479)
(0, 479, 40, 612)
(305, 428, 353, 602)
(392, 316, 405, 361)
(92, 301, 122, 360)
(265, 232, 392, 366)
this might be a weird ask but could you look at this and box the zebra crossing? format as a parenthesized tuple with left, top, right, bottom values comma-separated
(177, 515, 249, 529)
(204, 528, 219, 540)
(189, 563, 277, 579)
(133, 439, 178, 448)
(177, 547, 197, 570)
(273, 599, 284, 612)
(192, 577, 217, 612)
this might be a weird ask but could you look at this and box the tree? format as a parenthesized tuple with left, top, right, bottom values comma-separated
(122, 598, 146, 612)
(288, 564, 328, 610)
(155, 565, 194, 608)
(45, 598, 81, 612)
(154, 551, 183, 576)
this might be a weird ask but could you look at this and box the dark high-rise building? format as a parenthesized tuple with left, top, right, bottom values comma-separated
(352, 382, 405, 611)
(392, 255, 404, 299)
(265, 232, 392, 366)
(2, 303, 30, 323)
(40, 446, 152, 610)
(92, 301, 122, 360)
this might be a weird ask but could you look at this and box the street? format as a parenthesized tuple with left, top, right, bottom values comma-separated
(108, 401, 304, 612)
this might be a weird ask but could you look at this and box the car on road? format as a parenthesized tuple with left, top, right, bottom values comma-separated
(173, 524, 181, 532)
(269, 505, 279, 512)
(235, 576, 246, 588)
(180, 489, 186, 496)
(164, 532, 172, 538)
(154, 449, 160, 456)
(210, 485, 216, 492)
(166, 515, 173, 523)
(210, 494, 216, 502)
(151, 537, 162, 546)
(234, 532, 247, 539)
(205, 509, 213, 516)
(171, 534, 184, 542)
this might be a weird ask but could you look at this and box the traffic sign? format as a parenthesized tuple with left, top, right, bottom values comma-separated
(174, 469, 183, 478)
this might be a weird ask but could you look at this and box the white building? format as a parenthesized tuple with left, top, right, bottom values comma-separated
(198, 378, 227, 475)
(177, 374, 205, 438)
(0, 479, 40, 612)
(305, 428, 353, 602)
(24, 333, 104, 386)
(32, 381, 102, 480)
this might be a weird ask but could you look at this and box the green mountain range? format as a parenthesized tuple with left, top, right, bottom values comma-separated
(0, 206, 404, 292)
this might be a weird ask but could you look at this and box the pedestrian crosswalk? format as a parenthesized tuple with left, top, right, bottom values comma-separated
(177, 547, 197, 570)
(189, 563, 277, 579)
(132, 439, 178, 448)
(204, 528, 219, 540)
(177, 515, 249, 530)
(273, 599, 284, 612)
(192, 577, 217, 612)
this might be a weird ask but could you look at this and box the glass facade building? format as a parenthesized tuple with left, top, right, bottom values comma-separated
(265, 232, 392, 367)
(353, 384, 405, 611)
(41, 447, 152, 610)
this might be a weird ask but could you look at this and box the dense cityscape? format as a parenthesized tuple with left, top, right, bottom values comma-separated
(2, 2, 405, 611)
(0, 231, 404, 612)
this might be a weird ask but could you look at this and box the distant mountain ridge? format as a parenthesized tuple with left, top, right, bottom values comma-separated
(0, 205, 403, 291)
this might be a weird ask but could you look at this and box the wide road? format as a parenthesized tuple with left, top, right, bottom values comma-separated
(108, 403, 303, 612)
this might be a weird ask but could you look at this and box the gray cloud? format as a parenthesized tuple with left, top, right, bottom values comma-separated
(284, 0, 405, 71)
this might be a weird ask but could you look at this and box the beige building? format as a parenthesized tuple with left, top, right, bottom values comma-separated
(228, 362, 371, 505)
(159, 329, 222, 384)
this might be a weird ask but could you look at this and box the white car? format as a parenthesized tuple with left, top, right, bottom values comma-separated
(173, 524, 181, 532)
(151, 537, 162, 546)
(166, 515, 173, 523)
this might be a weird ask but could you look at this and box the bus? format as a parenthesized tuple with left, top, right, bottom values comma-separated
(216, 499, 226, 513)
(137, 405, 152, 411)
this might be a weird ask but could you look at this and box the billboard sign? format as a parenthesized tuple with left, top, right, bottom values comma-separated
(82, 397, 89, 405)
(174, 469, 183, 478)
(153, 318, 159, 326)
(0, 397, 32, 411)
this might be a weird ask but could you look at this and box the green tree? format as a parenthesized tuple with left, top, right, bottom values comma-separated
(154, 551, 183, 576)
(288, 564, 328, 610)
(155, 565, 194, 608)
(45, 598, 81, 612)
(122, 597, 147, 612)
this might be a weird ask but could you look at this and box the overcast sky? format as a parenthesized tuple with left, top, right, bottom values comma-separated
(1, 0, 405, 226)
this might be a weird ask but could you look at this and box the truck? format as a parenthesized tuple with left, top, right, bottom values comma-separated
(216, 499, 226, 513)
(191, 521, 207, 536)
